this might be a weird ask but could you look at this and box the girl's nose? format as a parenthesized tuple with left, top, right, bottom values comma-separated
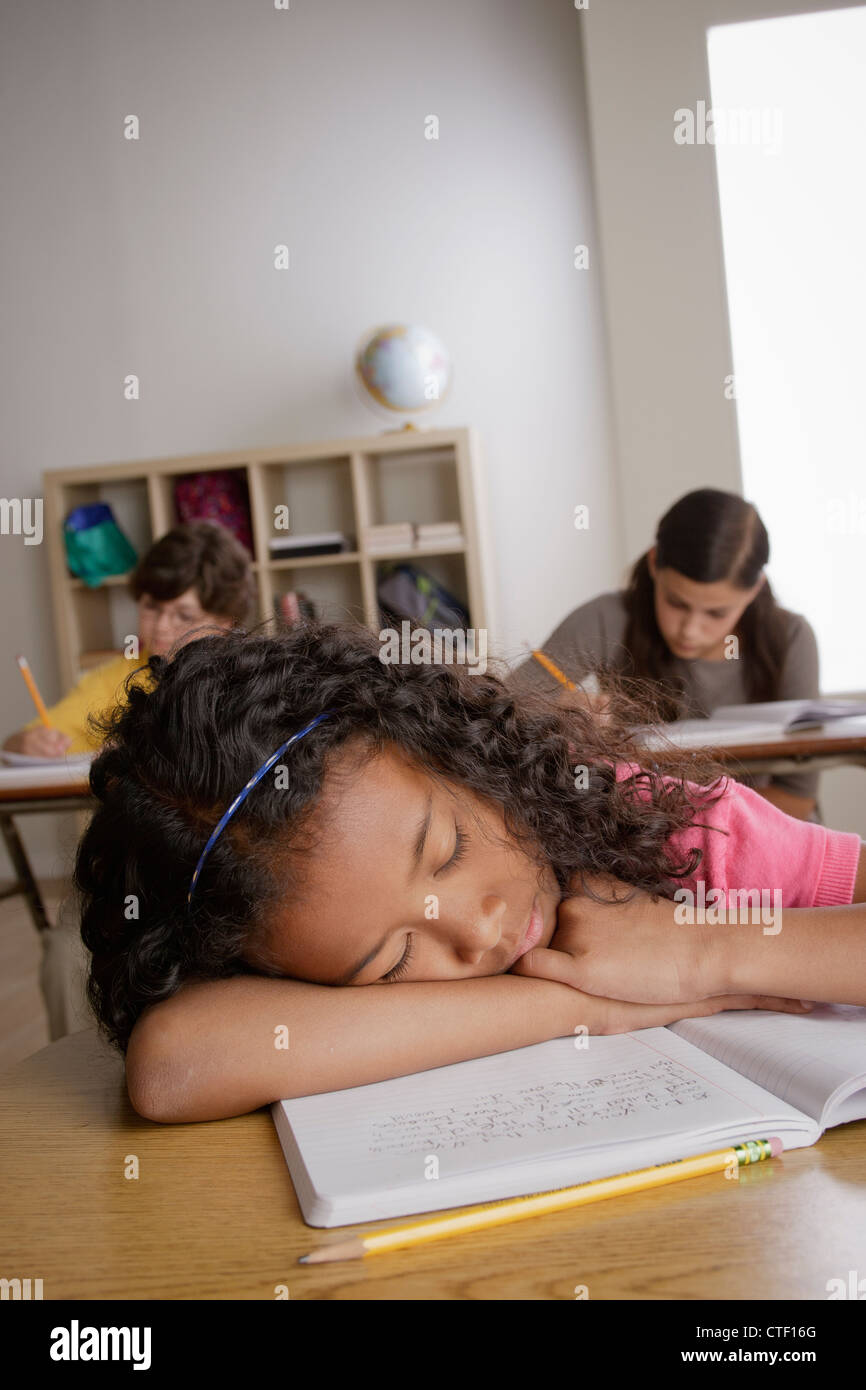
(450, 899, 506, 965)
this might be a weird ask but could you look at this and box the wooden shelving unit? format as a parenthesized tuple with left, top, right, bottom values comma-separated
(42, 427, 497, 687)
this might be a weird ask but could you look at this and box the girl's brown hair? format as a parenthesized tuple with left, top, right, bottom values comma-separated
(129, 520, 255, 625)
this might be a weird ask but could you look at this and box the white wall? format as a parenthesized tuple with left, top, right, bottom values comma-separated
(580, 0, 866, 837)
(0, 0, 622, 877)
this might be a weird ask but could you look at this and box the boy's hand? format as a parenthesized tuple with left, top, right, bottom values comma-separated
(512, 878, 741, 1005)
(6, 726, 73, 758)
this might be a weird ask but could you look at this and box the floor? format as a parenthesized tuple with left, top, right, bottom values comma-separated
(0, 879, 62, 1071)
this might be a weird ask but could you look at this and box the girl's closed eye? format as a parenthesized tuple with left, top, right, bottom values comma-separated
(380, 824, 470, 983)
(381, 933, 415, 983)
(440, 822, 469, 875)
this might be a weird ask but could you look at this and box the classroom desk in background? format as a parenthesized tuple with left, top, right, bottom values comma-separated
(0, 775, 91, 933)
(1, 1029, 865, 1300)
(677, 720, 866, 778)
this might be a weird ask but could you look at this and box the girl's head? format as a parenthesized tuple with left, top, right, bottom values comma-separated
(622, 489, 789, 717)
(130, 520, 255, 657)
(77, 622, 720, 1052)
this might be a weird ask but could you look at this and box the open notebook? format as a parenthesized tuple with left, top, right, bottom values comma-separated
(272, 1004, 866, 1226)
(647, 699, 866, 750)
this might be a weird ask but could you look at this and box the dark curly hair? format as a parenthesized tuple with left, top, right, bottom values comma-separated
(76, 620, 728, 1053)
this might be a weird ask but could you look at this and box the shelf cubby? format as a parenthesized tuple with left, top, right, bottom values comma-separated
(42, 427, 496, 687)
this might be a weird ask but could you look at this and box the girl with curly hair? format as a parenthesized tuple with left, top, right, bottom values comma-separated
(75, 622, 865, 1123)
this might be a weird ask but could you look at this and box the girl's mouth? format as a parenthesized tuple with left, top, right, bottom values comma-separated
(506, 897, 544, 968)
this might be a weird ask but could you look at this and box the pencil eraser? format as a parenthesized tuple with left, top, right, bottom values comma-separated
(769, 1136, 784, 1157)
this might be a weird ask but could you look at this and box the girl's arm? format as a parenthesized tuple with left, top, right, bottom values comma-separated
(125, 971, 802, 1123)
(717, 903, 866, 1002)
(513, 855, 866, 1008)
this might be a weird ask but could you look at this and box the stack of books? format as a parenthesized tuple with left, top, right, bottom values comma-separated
(362, 521, 464, 553)
(363, 522, 415, 553)
(415, 520, 463, 548)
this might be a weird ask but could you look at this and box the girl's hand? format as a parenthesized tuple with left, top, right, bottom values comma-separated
(512, 879, 735, 1005)
(548, 985, 813, 1037)
(556, 686, 612, 722)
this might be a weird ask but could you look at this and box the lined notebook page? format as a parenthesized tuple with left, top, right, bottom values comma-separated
(669, 1006, 866, 1127)
(277, 1027, 814, 1204)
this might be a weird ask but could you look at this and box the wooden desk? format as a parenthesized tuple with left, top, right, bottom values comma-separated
(2, 1029, 865, 1300)
(0, 777, 91, 932)
(674, 720, 866, 778)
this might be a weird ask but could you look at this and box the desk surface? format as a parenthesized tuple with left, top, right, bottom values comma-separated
(699, 725, 866, 763)
(2, 1029, 865, 1300)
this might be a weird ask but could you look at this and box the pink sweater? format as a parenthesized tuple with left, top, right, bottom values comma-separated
(630, 773, 861, 906)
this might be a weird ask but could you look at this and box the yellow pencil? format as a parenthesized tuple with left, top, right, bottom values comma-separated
(16, 655, 52, 728)
(524, 642, 577, 690)
(298, 1136, 783, 1263)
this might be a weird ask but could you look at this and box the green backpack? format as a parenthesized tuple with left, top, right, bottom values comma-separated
(64, 503, 138, 587)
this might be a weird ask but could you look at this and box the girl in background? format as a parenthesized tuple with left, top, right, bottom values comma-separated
(508, 489, 820, 820)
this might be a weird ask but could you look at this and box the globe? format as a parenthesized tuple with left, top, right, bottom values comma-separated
(355, 324, 451, 417)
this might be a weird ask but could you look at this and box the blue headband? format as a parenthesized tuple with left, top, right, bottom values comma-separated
(187, 710, 334, 906)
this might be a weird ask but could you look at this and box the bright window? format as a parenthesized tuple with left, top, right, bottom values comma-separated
(707, 7, 866, 692)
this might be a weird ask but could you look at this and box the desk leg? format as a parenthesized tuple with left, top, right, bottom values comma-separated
(0, 811, 51, 933)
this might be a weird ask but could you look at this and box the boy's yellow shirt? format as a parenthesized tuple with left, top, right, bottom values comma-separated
(25, 652, 155, 754)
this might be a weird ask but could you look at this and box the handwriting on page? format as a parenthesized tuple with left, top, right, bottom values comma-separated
(366, 1059, 709, 1154)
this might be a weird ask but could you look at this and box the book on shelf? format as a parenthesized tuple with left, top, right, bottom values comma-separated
(415, 520, 464, 547)
(268, 532, 352, 558)
(362, 521, 465, 553)
(272, 1004, 866, 1226)
(363, 522, 415, 552)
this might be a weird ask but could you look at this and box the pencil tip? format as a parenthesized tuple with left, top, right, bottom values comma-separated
(297, 1255, 310, 1263)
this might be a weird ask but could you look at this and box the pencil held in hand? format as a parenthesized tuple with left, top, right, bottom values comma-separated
(524, 642, 576, 690)
(16, 655, 52, 727)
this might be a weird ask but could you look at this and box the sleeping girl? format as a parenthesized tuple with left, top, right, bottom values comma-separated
(75, 622, 866, 1122)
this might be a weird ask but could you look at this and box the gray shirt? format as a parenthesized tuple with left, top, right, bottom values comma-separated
(506, 590, 820, 799)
